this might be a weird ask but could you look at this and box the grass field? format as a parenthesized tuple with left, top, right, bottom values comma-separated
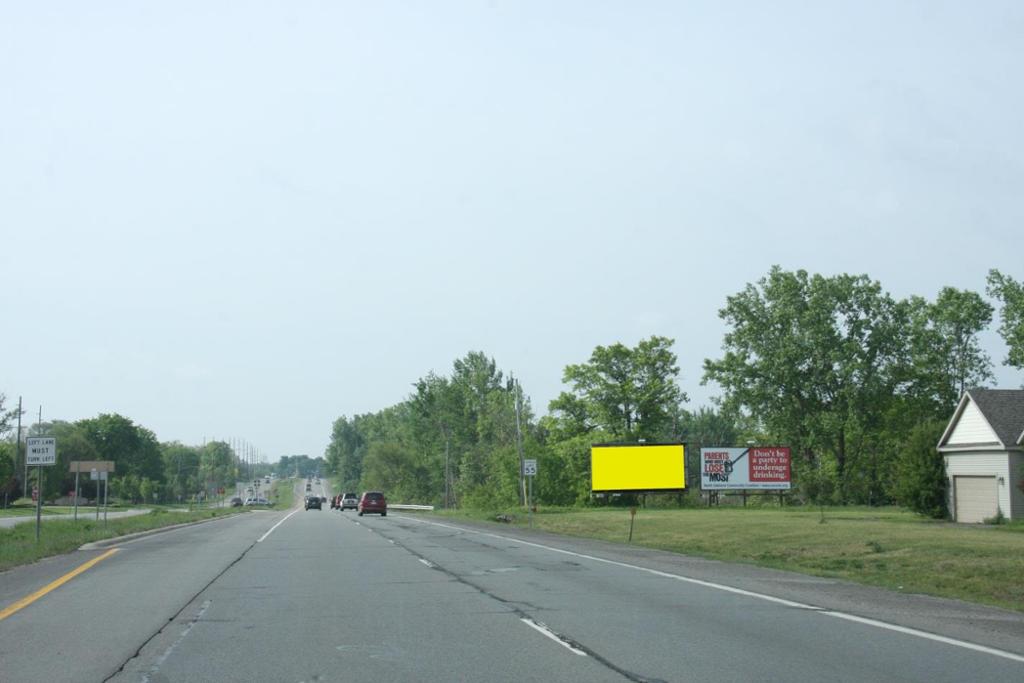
(0, 506, 75, 518)
(271, 478, 295, 510)
(0, 507, 246, 573)
(441, 506, 1024, 613)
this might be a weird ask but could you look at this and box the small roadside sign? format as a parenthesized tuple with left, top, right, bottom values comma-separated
(26, 437, 57, 466)
(70, 460, 115, 473)
(523, 459, 537, 476)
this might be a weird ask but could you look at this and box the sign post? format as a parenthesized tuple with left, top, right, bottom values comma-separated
(102, 471, 108, 527)
(92, 469, 100, 520)
(523, 459, 537, 528)
(73, 461, 115, 522)
(27, 437, 57, 542)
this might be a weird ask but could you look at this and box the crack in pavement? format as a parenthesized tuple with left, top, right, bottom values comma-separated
(101, 528, 269, 681)
(362, 520, 665, 683)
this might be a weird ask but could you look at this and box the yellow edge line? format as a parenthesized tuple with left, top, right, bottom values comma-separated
(0, 548, 120, 621)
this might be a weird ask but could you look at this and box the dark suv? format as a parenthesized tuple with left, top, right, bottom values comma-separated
(305, 495, 321, 510)
(357, 491, 387, 517)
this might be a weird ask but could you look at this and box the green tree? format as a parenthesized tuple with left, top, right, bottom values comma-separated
(703, 267, 907, 499)
(48, 421, 100, 499)
(678, 406, 745, 490)
(987, 269, 1024, 371)
(112, 473, 141, 504)
(551, 336, 685, 441)
(906, 288, 993, 414)
(679, 406, 742, 447)
(0, 395, 23, 500)
(0, 393, 19, 437)
(162, 442, 201, 502)
(535, 424, 602, 506)
(275, 454, 325, 479)
(325, 416, 366, 490)
(139, 477, 158, 505)
(325, 352, 528, 508)
(0, 441, 17, 506)
(200, 441, 236, 491)
(361, 441, 429, 502)
(76, 414, 162, 481)
(893, 420, 948, 519)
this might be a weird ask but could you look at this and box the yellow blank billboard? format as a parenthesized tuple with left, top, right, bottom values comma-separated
(591, 443, 686, 492)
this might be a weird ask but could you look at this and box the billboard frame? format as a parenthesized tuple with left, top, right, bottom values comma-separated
(699, 445, 791, 491)
(590, 441, 687, 494)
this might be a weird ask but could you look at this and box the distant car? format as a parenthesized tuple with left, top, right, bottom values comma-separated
(305, 483, 312, 491)
(229, 497, 243, 507)
(341, 493, 358, 511)
(305, 495, 321, 510)
(358, 491, 387, 517)
(320, 496, 327, 504)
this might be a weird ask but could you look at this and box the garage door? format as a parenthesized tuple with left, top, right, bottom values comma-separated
(954, 476, 998, 523)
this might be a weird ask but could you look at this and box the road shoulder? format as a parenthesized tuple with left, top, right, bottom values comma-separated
(407, 514, 1024, 656)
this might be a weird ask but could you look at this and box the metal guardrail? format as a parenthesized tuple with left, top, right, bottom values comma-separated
(389, 504, 435, 511)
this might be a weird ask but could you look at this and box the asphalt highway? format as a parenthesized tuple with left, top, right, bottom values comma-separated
(2, 483, 1023, 682)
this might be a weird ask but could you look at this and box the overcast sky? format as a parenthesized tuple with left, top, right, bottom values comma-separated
(3, 2, 1022, 461)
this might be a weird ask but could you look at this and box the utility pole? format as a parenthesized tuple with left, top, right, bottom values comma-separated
(34, 405, 42, 542)
(513, 378, 526, 507)
(16, 396, 24, 498)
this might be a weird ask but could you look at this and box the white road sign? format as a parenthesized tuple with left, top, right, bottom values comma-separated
(26, 437, 57, 466)
(523, 459, 537, 476)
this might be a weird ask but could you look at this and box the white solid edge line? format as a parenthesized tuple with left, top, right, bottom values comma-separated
(520, 618, 588, 656)
(822, 611, 1024, 663)
(397, 515, 1024, 665)
(418, 558, 435, 568)
(257, 508, 301, 543)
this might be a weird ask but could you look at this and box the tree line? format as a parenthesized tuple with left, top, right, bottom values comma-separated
(0, 411, 261, 505)
(325, 267, 1024, 515)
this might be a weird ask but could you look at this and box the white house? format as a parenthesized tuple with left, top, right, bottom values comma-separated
(937, 389, 1024, 523)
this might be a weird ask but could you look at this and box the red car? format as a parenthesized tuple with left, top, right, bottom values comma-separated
(357, 491, 387, 517)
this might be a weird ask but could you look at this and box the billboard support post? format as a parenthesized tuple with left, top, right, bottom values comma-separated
(628, 507, 636, 542)
(35, 465, 42, 542)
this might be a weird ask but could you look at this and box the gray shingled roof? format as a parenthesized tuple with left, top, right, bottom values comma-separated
(968, 389, 1024, 447)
